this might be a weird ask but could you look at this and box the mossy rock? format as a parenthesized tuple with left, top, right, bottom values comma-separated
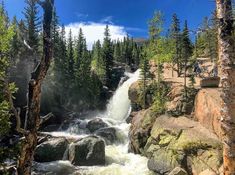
(144, 115, 222, 174)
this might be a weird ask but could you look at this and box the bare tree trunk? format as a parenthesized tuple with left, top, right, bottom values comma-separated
(17, 1, 54, 175)
(216, 0, 235, 175)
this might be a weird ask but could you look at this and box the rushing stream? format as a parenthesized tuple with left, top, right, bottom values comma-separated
(36, 70, 154, 175)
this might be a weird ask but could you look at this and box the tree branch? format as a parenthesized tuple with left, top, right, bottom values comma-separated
(40, 112, 54, 125)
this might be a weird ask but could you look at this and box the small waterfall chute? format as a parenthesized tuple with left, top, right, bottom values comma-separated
(105, 70, 140, 121)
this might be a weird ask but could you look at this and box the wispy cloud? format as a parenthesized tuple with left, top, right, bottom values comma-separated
(100, 16, 113, 24)
(65, 22, 127, 50)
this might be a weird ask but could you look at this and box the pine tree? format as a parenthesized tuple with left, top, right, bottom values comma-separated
(181, 20, 193, 97)
(132, 43, 140, 66)
(139, 50, 153, 109)
(148, 11, 163, 83)
(75, 28, 86, 71)
(10, 16, 21, 63)
(101, 25, 113, 87)
(77, 40, 91, 86)
(92, 40, 105, 78)
(67, 29, 75, 82)
(54, 25, 66, 83)
(170, 13, 182, 77)
(51, 7, 60, 57)
(114, 40, 122, 62)
(23, 0, 40, 55)
(0, 2, 15, 138)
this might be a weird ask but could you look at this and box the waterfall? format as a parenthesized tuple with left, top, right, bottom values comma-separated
(35, 69, 154, 175)
(79, 70, 154, 175)
(105, 69, 140, 121)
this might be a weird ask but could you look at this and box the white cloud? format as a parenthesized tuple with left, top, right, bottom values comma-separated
(64, 22, 127, 50)
(100, 16, 113, 24)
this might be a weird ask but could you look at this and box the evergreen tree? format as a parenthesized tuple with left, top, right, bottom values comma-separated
(0, 4, 17, 163)
(170, 13, 182, 77)
(182, 20, 193, 97)
(10, 16, 21, 63)
(92, 40, 105, 78)
(51, 7, 60, 57)
(139, 51, 153, 109)
(147, 11, 163, 83)
(0, 2, 14, 138)
(67, 29, 75, 82)
(77, 40, 91, 86)
(101, 25, 113, 87)
(195, 15, 218, 60)
(23, 0, 40, 55)
(132, 43, 140, 66)
(75, 28, 86, 71)
(114, 40, 122, 62)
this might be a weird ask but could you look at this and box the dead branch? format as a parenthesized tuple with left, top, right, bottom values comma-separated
(40, 112, 54, 125)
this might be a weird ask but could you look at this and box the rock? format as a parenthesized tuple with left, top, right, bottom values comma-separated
(68, 136, 105, 166)
(199, 169, 217, 175)
(34, 138, 69, 162)
(95, 127, 117, 145)
(128, 109, 157, 154)
(128, 81, 141, 111)
(126, 111, 138, 123)
(166, 85, 198, 117)
(118, 76, 128, 86)
(87, 118, 108, 133)
(144, 115, 222, 174)
(109, 66, 125, 90)
(194, 88, 223, 138)
(168, 167, 188, 175)
(200, 77, 220, 88)
(128, 81, 154, 110)
(33, 160, 76, 175)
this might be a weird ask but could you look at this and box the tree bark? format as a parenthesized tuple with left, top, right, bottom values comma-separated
(17, 1, 54, 175)
(216, 0, 235, 175)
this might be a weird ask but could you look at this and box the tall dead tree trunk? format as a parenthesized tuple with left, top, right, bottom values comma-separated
(216, 0, 235, 174)
(17, 0, 54, 174)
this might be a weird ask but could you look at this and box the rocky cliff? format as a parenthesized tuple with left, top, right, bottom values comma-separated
(194, 88, 222, 138)
(128, 65, 223, 175)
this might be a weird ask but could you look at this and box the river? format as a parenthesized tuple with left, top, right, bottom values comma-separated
(35, 70, 154, 175)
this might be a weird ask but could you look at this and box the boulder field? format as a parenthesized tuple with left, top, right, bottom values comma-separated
(35, 136, 105, 166)
(128, 80, 223, 175)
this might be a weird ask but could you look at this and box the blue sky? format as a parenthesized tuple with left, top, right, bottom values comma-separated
(5, 0, 215, 48)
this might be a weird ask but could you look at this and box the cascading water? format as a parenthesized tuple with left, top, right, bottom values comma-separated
(35, 70, 154, 175)
(78, 69, 154, 175)
(105, 70, 140, 121)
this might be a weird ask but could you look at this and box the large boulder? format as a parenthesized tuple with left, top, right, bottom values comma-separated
(86, 118, 108, 133)
(194, 88, 223, 138)
(144, 115, 222, 175)
(128, 109, 157, 154)
(95, 127, 118, 145)
(128, 81, 142, 111)
(166, 85, 198, 117)
(68, 136, 105, 166)
(168, 167, 188, 175)
(128, 81, 154, 110)
(34, 138, 69, 162)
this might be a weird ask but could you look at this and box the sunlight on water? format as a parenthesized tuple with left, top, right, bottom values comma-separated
(79, 144, 154, 175)
(105, 69, 140, 121)
(78, 70, 154, 175)
(36, 70, 154, 175)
